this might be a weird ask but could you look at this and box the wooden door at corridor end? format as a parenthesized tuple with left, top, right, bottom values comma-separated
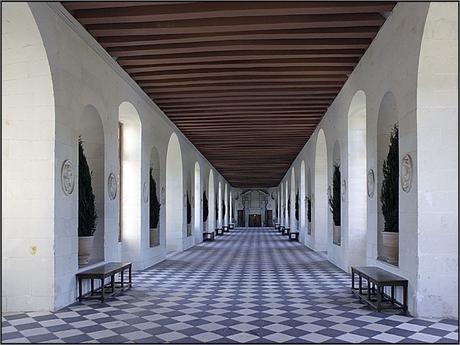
(249, 214, 261, 227)
(237, 210, 245, 227)
(265, 210, 273, 226)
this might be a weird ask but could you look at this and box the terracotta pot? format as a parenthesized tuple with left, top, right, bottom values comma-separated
(382, 232, 399, 264)
(150, 228, 159, 247)
(78, 236, 94, 265)
(333, 225, 341, 245)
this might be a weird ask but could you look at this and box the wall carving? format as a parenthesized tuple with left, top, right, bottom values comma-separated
(401, 153, 413, 193)
(107, 173, 117, 200)
(61, 160, 74, 196)
(367, 169, 375, 198)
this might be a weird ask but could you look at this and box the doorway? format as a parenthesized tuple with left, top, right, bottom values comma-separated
(265, 210, 273, 226)
(237, 210, 245, 227)
(249, 214, 262, 227)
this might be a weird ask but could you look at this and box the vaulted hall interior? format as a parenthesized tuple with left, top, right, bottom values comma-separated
(2, 2, 458, 344)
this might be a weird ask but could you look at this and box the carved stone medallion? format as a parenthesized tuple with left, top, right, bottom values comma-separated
(401, 153, 413, 193)
(367, 169, 375, 198)
(108, 173, 117, 200)
(61, 160, 75, 196)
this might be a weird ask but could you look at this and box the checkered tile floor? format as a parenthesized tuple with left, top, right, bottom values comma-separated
(2, 227, 458, 343)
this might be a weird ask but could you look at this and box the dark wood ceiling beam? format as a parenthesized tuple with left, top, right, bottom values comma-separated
(86, 13, 386, 36)
(99, 27, 380, 48)
(73, 2, 394, 24)
(126, 58, 359, 73)
(160, 102, 331, 111)
(108, 38, 372, 57)
(150, 90, 339, 100)
(118, 49, 366, 66)
(140, 75, 348, 87)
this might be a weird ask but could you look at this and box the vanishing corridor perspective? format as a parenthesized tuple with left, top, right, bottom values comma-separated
(1, 1, 458, 344)
(2, 228, 458, 343)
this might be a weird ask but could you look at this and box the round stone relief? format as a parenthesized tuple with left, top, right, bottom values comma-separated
(401, 153, 413, 193)
(341, 179, 347, 201)
(367, 169, 375, 198)
(61, 160, 75, 196)
(142, 181, 149, 203)
(107, 173, 117, 200)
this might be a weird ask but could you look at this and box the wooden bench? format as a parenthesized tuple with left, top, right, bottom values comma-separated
(282, 227, 290, 235)
(203, 232, 215, 241)
(76, 262, 132, 303)
(351, 266, 408, 313)
(223, 225, 229, 232)
(215, 228, 224, 236)
(289, 231, 300, 241)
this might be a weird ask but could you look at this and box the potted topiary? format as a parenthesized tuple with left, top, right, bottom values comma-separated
(186, 192, 192, 236)
(78, 138, 97, 265)
(149, 169, 161, 247)
(329, 163, 341, 245)
(202, 191, 208, 231)
(307, 196, 312, 234)
(380, 124, 399, 264)
(295, 190, 299, 229)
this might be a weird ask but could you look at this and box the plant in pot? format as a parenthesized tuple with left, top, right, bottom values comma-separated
(295, 190, 299, 229)
(202, 191, 208, 231)
(78, 138, 97, 265)
(380, 124, 399, 264)
(307, 196, 312, 234)
(149, 169, 161, 247)
(186, 192, 192, 236)
(329, 163, 341, 245)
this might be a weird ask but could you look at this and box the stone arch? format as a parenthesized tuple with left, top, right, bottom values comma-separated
(166, 132, 184, 252)
(314, 128, 328, 252)
(149, 146, 161, 247)
(217, 181, 223, 229)
(290, 168, 297, 231)
(285, 180, 289, 228)
(79, 104, 105, 265)
(194, 162, 202, 243)
(118, 101, 142, 264)
(377, 91, 399, 264)
(208, 170, 215, 232)
(347, 90, 367, 269)
(300, 161, 306, 237)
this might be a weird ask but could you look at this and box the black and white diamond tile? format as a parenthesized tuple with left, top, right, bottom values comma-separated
(2, 228, 458, 343)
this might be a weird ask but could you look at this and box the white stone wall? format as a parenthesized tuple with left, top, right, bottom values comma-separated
(2, 2, 229, 312)
(280, 3, 458, 318)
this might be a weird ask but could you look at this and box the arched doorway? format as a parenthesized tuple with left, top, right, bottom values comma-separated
(119, 102, 142, 264)
(347, 90, 367, 269)
(290, 168, 296, 231)
(166, 132, 184, 252)
(300, 161, 306, 238)
(208, 170, 215, 232)
(194, 162, 201, 243)
(314, 128, 328, 252)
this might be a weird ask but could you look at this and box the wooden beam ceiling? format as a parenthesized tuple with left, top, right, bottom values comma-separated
(63, 1, 395, 188)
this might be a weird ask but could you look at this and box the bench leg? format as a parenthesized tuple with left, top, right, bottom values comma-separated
(101, 278, 105, 303)
(376, 286, 382, 312)
(129, 265, 132, 288)
(111, 275, 115, 293)
(78, 278, 83, 302)
(351, 269, 355, 290)
(403, 285, 408, 313)
(90, 279, 94, 296)
(367, 279, 371, 301)
(391, 286, 395, 305)
(359, 275, 362, 295)
(121, 270, 124, 290)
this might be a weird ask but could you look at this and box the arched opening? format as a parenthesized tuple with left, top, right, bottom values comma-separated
(347, 90, 367, 269)
(300, 161, 306, 238)
(217, 181, 222, 229)
(194, 162, 201, 243)
(166, 132, 184, 252)
(307, 168, 312, 236)
(78, 105, 105, 266)
(224, 184, 228, 227)
(314, 128, 328, 252)
(377, 92, 399, 265)
(290, 168, 296, 231)
(285, 181, 289, 229)
(119, 102, 142, 265)
(149, 147, 161, 248)
(186, 170, 192, 238)
(207, 170, 215, 232)
(331, 141, 342, 248)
